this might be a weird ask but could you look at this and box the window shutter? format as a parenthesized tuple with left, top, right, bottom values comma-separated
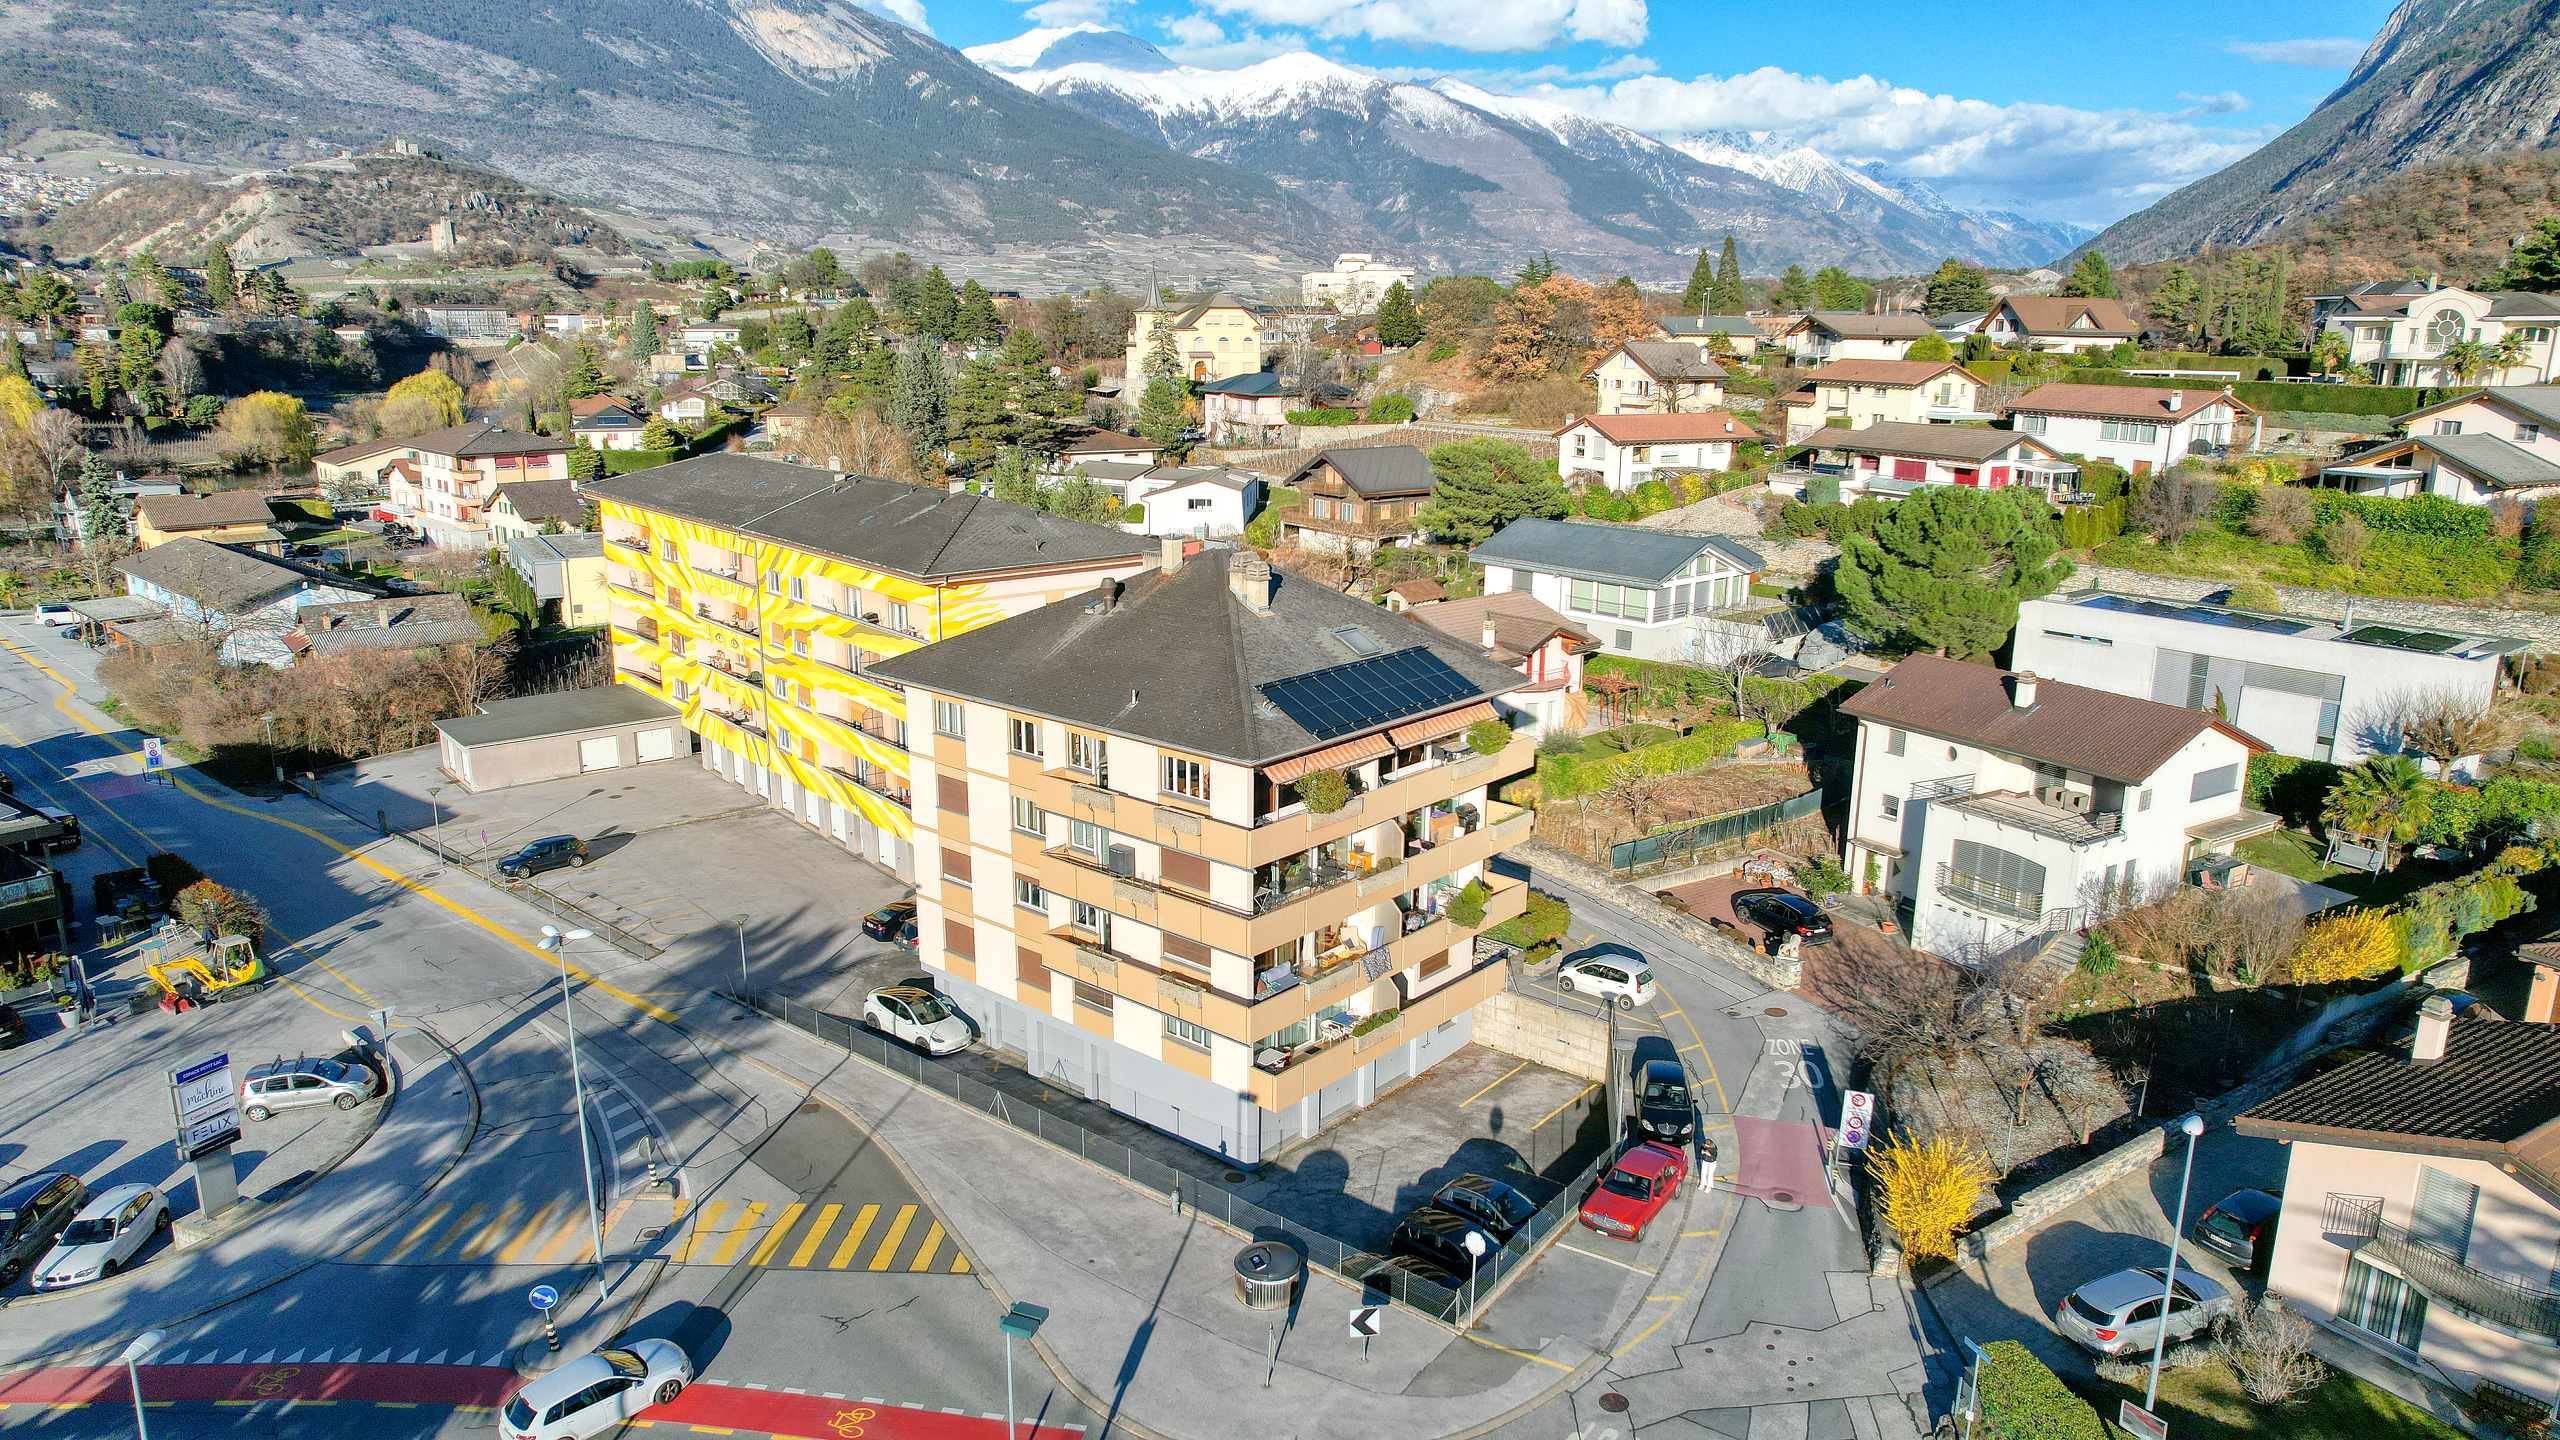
(2412, 1166, 2477, 1263)
(941, 848, 971, 884)
(2190, 764, 2239, 803)
(938, 774, 969, 815)
(1018, 946, 1049, 991)
(945, 920, 975, 961)
(1162, 934, 1211, 970)
(1159, 850, 1210, 892)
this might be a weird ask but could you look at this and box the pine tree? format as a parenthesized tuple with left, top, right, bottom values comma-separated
(1136, 376, 1190, 461)
(203, 242, 235, 308)
(626, 305, 660, 360)
(1513, 252, 1555, 287)
(1143, 319, 1182, 385)
(566, 438, 603, 480)
(2494, 218, 2560, 293)
(2060, 251, 2117, 299)
(1811, 267, 1867, 311)
(2150, 264, 2201, 344)
(888, 341, 950, 465)
(1681, 248, 1715, 313)
(1921, 259, 1993, 316)
(77, 449, 118, 540)
(641, 416, 683, 451)
(1, 331, 26, 384)
(1375, 281, 1424, 348)
(915, 266, 961, 339)
(1835, 486, 2072, 657)
(1416, 438, 1569, 546)
(1711, 235, 1744, 316)
(563, 341, 610, 399)
(986, 447, 1045, 509)
(1772, 264, 1811, 310)
(954, 281, 1002, 347)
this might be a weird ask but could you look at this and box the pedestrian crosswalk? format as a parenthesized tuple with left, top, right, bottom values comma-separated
(343, 1193, 970, 1274)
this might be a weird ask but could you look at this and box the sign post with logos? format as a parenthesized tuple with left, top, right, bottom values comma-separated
(168, 1053, 241, 1218)
(1827, 1088, 1876, 1202)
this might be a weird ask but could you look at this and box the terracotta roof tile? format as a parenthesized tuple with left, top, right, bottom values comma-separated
(1839, 653, 2263, 782)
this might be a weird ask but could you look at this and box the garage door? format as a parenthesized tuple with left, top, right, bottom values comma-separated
(578, 736, 621, 772)
(635, 727, 678, 763)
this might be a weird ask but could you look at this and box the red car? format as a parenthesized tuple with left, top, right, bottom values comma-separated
(1579, 1142, 1689, 1241)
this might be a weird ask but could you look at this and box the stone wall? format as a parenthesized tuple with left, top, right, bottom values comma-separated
(1941, 1127, 2168, 1272)
(1518, 840, 1802, 991)
(1471, 987, 1611, 1083)
(2077, 565, 2560, 648)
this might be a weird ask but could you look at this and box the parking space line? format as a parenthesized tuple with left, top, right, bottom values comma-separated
(1460, 1061, 1528, 1106)
(867, 1205, 916, 1271)
(907, 1222, 945, 1272)
(1462, 1336, 1573, 1371)
(788, 1204, 842, 1268)
(1552, 1242, 1654, 1275)
(674, 1202, 729, 1263)
(498, 1201, 566, 1264)
(708, 1203, 766, 1265)
(827, 1205, 880, 1269)
(748, 1204, 804, 1266)
(1531, 1083, 1598, 1131)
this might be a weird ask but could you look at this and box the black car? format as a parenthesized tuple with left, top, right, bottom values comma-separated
(1345, 1251, 1461, 1295)
(0, 1002, 23, 1050)
(1636, 1058, 1694, 1145)
(2189, 1188, 2283, 1270)
(1388, 1204, 1499, 1279)
(1430, 1174, 1538, 1244)
(1730, 888, 1834, 947)
(862, 899, 919, 941)
(495, 835, 589, 879)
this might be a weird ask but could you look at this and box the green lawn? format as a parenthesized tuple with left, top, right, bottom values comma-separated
(2236, 830, 2451, 907)
(2088, 1359, 2462, 1440)
(2088, 522, 2524, 603)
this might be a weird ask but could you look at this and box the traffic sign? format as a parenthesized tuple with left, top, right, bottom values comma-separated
(1838, 1089, 1876, 1152)
(2117, 1399, 2169, 1440)
(529, 1284, 560, 1312)
(1348, 1306, 1383, 1339)
(142, 737, 165, 770)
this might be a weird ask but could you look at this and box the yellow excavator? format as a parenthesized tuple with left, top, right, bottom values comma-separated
(147, 934, 269, 1011)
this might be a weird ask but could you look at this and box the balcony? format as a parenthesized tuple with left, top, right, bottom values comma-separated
(609, 533, 655, 558)
(693, 606, 759, 641)
(1934, 864, 2045, 923)
(825, 764, 910, 809)
(1938, 790, 2125, 847)
(1281, 509, 1417, 540)
(1243, 950, 1511, 1110)
(2325, 1194, 2560, 1340)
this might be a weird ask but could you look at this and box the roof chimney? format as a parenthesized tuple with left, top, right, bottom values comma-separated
(1228, 551, 1273, 615)
(2426, 274, 2439, 293)
(1160, 537, 1183, 575)
(2008, 672, 2039, 710)
(2412, 994, 2453, 1064)
(2167, 390, 2182, 412)
(1481, 614, 1499, 651)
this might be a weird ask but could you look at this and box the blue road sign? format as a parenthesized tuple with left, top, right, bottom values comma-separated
(528, 1285, 560, 1312)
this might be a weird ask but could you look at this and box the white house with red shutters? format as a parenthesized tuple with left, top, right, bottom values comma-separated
(1790, 422, 2080, 500)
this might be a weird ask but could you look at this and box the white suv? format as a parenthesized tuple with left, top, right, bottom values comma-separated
(1557, 954, 1656, 1010)
(863, 986, 973, 1055)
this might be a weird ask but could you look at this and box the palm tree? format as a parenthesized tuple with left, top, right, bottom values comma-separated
(2438, 337, 2491, 387)
(2323, 754, 2435, 868)
(2312, 331, 2351, 379)
(2491, 331, 2532, 384)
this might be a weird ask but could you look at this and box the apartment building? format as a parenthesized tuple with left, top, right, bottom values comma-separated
(1770, 360, 1992, 441)
(1300, 254, 1415, 311)
(589, 455, 1152, 876)
(2238, 1014, 2560, 1419)
(1781, 312, 1938, 364)
(1841, 656, 2273, 966)
(314, 421, 570, 551)
(2319, 388, 2560, 505)
(2317, 285, 2560, 387)
(870, 547, 1537, 1164)
(1470, 519, 1761, 661)
(1121, 295, 1274, 385)
(2012, 590, 2519, 778)
(2005, 384, 2259, 474)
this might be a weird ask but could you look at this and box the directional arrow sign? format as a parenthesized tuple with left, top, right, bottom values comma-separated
(1348, 1306, 1383, 1339)
(528, 1285, 560, 1312)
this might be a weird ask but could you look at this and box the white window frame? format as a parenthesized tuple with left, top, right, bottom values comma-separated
(1163, 756, 1208, 801)
(1014, 876, 1048, 912)
(1009, 717, 1043, 759)
(933, 699, 965, 738)
(1011, 796, 1045, 836)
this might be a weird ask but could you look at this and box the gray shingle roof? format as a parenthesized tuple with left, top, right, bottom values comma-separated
(493, 479, 585, 523)
(584, 455, 1146, 580)
(1655, 316, 1760, 337)
(1469, 518, 1764, 587)
(1285, 445, 1434, 497)
(1798, 312, 1938, 340)
(436, 686, 682, 747)
(1808, 422, 2058, 465)
(292, 592, 483, 656)
(135, 490, 277, 531)
(117, 538, 388, 615)
(2409, 433, 2560, 489)
(869, 550, 1526, 767)
(1614, 342, 1728, 382)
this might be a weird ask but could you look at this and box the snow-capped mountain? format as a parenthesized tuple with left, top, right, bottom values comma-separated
(967, 28, 2089, 277)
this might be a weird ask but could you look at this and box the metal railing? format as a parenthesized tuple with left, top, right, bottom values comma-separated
(1938, 791, 2125, 846)
(732, 987, 1610, 1327)
(1908, 774, 1977, 801)
(1934, 865, 2044, 924)
(2324, 1193, 2560, 1340)
(1611, 789, 1824, 873)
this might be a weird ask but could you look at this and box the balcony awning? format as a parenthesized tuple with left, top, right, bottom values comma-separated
(2186, 808, 2281, 846)
(1389, 701, 1502, 749)
(1264, 732, 1392, 785)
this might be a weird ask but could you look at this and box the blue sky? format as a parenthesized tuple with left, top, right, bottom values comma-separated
(876, 0, 2404, 228)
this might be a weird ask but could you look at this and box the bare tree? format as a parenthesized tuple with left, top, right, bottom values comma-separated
(2132, 468, 2218, 547)
(2206, 886, 2307, 987)
(1819, 946, 1995, 1087)
(2040, 1040, 2126, 1145)
(157, 339, 205, 411)
(2216, 1297, 2325, 1406)
(1686, 620, 1775, 733)
(1596, 768, 1677, 841)
(2402, 689, 2513, 777)
(25, 409, 84, 493)
(2249, 485, 2313, 545)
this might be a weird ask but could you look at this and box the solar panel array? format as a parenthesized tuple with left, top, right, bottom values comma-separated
(2344, 625, 2465, 654)
(1258, 648, 1483, 741)
(2083, 594, 2308, 635)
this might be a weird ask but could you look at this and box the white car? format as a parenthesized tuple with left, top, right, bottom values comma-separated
(863, 985, 973, 1055)
(31, 1184, 169, 1290)
(500, 1340, 692, 1440)
(31, 603, 74, 627)
(1557, 953, 1656, 1010)
(2054, 1264, 2235, 1356)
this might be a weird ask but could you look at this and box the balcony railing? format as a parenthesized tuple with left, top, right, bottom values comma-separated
(1939, 790, 2126, 846)
(694, 607, 758, 640)
(2325, 1193, 2560, 1340)
(824, 764, 910, 809)
(1908, 774, 1976, 801)
(1934, 864, 2043, 923)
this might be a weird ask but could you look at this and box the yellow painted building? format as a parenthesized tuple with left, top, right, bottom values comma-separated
(587, 455, 1152, 875)
(1121, 294, 1274, 385)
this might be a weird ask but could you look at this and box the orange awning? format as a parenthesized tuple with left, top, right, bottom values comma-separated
(1264, 732, 1393, 785)
(1389, 701, 1502, 749)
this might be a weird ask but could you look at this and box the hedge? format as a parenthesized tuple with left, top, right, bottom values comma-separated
(2067, 369, 2451, 419)
(2305, 490, 2490, 540)
(2058, 497, 2125, 549)
(1485, 890, 1570, 952)
(2246, 753, 2341, 827)
(1288, 408, 1361, 426)
(1975, 1341, 2108, 1440)
(1538, 719, 1766, 800)
(602, 447, 679, 474)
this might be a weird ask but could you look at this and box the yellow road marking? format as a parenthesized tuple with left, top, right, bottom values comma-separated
(379, 1204, 457, 1264)
(907, 1221, 945, 1272)
(498, 1200, 567, 1264)
(1460, 1061, 1528, 1106)
(377, 1403, 419, 1410)
(1532, 1083, 1599, 1131)
(535, 1206, 594, 1264)
(1662, 998, 1733, 1116)
(788, 1204, 842, 1267)
(673, 1202, 728, 1264)
(708, 1202, 766, 1264)
(427, 1203, 486, 1258)
(748, 1203, 804, 1265)
(950, 1248, 971, 1274)
(867, 1205, 916, 1271)
(827, 1204, 880, 1269)
(1462, 1335, 1572, 1371)
(461, 1199, 523, 1262)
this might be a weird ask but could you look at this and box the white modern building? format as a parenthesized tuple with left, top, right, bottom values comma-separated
(2012, 590, 2520, 779)
(2316, 284, 2560, 387)
(2318, 388, 2560, 505)
(1070, 462, 1265, 540)
(2006, 383, 2260, 474)
(1470, 519, 1762, 661)
(1300, 254, 1415, 311)
(1841, 656, 2274, 966)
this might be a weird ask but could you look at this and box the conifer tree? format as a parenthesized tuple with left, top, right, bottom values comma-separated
(1375, 281, 1424, 348)
(202, 242, 235, 308)
(1711, 235, 1744, 315)
(1681, 248, 1715, 313)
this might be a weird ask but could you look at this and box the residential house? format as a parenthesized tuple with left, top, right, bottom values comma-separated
(2318, 285, 2560, 386)
(1971, 297, 2139, 354)
(1121, 295, 1276, 385)
(417, 306, 514, 342)
(113, 539, 391, 668)
(2006, 383, 2260, 474)
(504, 532, 611, 630)
(376, 422, 573, 551)
(1198, 373, 1353, 447)
(1469, 518, 1763, 661)
(287, 592, 483, 661)
(1584, 343, 1728, 415)
(1057, 430, 1158, 469)
(314, 435, 417, 496)
(1790, 422, 2078, 501)
(702, 374, 779, 408)
(570, 396, 650, 452)
(1117, 466, 1263, 540)
(541, 313, 605, 337)
(677, 323, 743, 351)
(658, 383, 717, 427)
(1406, 591, 1596, 738)
(2236, 1016, 2560, 1418)
(1555, 412, 1754, 492)
(1278, 446, 1434, 554)
(1781, 312, 1939, 365)
(132, 490, 285, 552)
(1930, 312, 1989, 343)
(1381, 580, 1446, 612)
(2318, 388, 2560, 504)
(1301, 254, 1415, 311)
(1770, 360, 1994, 441)
(2013, 590, 2519, 778)
(869, 546, 1538, 1167)
(54, 472, 183, 543)
(761, 397, 819, 452)
(2307, 279, 2437, 337)
(589, 454, 1153, 876)
(1652, 316, 1763, 357)
(645, 351, 708, 384)
(488, 479, 590, 543)
(1840, 655, 2273, 965)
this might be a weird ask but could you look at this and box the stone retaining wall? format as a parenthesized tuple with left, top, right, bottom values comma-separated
(1941, 1128, 2167, 1273)
(1472, 987, 1610, 1083)
(1518, 841, 1801, 992)
(2077, 565, 2560, 648)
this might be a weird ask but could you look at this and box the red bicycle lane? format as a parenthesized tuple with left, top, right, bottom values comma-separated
(0, 1365, 1087, 1440)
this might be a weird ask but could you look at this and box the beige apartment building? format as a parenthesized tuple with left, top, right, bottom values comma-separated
(871, 547, 1538, 1163)
(1121, 294, 1274, 384)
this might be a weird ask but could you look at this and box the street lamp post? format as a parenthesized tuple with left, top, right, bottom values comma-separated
(260, 714, 280, 782)
(538, 924, 613, 1297)
(427, 785, 445, 831)
(1461, 1229, 1490, 1327)
(2144, 1113, 2210, 1413)
(119, 1329, 165, 1440)
(998, 1303, 1048, 1440)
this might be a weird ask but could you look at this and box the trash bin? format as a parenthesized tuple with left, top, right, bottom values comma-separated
(1234, 1241, 1301, 1311)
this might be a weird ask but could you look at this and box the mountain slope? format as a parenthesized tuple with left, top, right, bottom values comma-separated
(0, 0, 1326, 286)
(2084, 0, 2560, 263)
(971, 28, 2085, 277)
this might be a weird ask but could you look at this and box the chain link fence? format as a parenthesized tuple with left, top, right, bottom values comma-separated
(734, 987, 1614, 1328)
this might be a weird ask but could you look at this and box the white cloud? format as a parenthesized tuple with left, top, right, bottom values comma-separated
(1019, 0, 1127, 27)
(2226, 37, 2368, 67)
(1158, 18, 1307, 66)
(850, 0, 933, 31)
(2176, 90, 2251, 114)
(1369, 52, 1658, 86)
(1192, 0, 1645, 53)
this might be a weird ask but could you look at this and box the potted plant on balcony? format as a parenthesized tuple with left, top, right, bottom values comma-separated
(1298, 768, 1351, 815)
(1446, 879, 1490, 929)
(1465, 718, 1512, 756)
